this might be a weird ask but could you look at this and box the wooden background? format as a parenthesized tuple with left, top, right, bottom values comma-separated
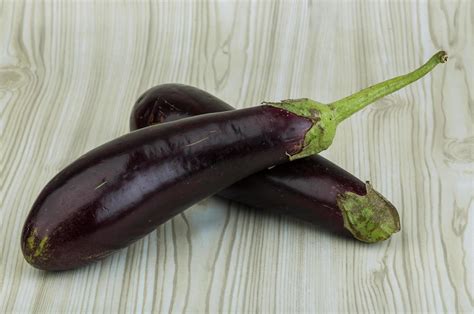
(1, 0, 472, 313)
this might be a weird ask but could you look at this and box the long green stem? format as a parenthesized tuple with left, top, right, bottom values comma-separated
(267, 51, 447, 161)
(329, 51, 447, 123)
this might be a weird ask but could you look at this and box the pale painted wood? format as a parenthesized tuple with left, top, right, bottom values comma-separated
(0, 0, 472, 313)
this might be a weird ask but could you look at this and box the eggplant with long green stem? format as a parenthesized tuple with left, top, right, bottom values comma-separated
(22, 52, 447, 270)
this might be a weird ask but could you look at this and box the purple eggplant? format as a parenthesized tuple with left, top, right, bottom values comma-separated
(21, 52, 447, 270)
(131, 83, 392, 238)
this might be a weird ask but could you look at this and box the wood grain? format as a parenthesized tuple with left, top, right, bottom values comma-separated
(0, 0, 472, 312)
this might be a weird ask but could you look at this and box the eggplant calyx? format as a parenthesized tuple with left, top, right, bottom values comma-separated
(337, 182, 401, 243)
(265, 98, 337, 160)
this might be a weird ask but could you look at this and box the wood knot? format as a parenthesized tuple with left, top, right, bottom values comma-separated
(0, 67, 29, 90)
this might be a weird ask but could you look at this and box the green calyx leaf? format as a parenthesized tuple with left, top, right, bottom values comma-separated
(337, 182, 401, 243)
(265, 98, 338, 160)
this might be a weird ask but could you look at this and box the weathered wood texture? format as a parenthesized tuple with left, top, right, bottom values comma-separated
(0, 0, 472, 313)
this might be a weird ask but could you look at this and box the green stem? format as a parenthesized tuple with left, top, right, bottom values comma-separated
(267, 51, 447, 160)
(329, 51, 448, 123)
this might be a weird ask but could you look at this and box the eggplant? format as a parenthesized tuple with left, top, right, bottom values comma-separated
(21, 52, 446, 270)
(131, 84, 393, 239)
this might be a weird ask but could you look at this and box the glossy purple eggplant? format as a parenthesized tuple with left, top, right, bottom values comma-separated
(21, 52, 446, 270)
(22, 106, 314, 270)
(131, 84, 393, 238)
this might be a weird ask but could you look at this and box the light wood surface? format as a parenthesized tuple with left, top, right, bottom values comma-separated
(1, 0, 472, 313)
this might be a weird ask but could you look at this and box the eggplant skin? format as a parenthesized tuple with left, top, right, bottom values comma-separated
(131, 84, 233, 130)
(130, 84, 369, 236)
(22, 106, 313, 270)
